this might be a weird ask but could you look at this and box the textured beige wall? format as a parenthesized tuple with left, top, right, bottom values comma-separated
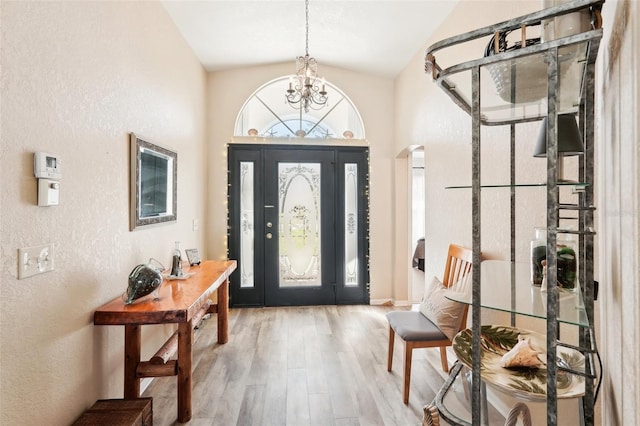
(206, 63, 395, 302)
(597, 0, 640, 424)
(393, 1, 547, 302)
(0, 1, 206, 424)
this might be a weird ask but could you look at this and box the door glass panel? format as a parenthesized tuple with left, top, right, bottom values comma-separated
(344, 163, 358, 286)
(278, 162, 321, 287)
(240, 161, 254, 288)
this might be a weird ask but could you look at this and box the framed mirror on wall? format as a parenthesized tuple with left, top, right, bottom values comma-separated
(130, 133, 177, 231)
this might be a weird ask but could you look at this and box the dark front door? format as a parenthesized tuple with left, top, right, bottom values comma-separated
(228, 144, 369, 307)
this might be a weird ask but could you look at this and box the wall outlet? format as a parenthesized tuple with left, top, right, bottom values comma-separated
(18, 243, 54, 279)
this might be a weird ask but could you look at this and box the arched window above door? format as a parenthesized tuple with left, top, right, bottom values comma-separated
(234, 76, 365, 140)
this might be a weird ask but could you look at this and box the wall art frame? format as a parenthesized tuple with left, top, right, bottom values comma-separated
(130, 132, 177, 231)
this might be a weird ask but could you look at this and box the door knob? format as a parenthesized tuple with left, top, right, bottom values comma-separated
(266, 232, 273, 239)
(266, 222, 273, 228)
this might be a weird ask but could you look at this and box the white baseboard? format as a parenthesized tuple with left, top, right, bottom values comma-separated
(370, 298, 392, 305)
(370, 298, 412, 307)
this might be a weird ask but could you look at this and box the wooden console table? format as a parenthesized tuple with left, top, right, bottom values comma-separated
(94, 260, 237, 423)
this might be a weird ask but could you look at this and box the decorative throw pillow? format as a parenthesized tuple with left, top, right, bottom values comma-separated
(418, 275, 468, 340)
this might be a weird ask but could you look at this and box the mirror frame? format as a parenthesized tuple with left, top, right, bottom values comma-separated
(130, 133, 178, 231)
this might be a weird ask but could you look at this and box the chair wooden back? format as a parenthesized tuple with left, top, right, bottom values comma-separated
(441, 243, 474, 334)
(442, 244, 473, 288)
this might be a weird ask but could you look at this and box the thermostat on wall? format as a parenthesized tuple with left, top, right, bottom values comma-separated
(34, 152, 62, 180)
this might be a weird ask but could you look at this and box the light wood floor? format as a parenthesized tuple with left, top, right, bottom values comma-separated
(142, 305, 460, 425)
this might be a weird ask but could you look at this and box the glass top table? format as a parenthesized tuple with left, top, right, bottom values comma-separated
(446, 260, 589, 327)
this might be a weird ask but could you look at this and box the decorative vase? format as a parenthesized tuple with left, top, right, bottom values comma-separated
(530, 227, 547, 286)
(530, 228, 577, 290)
(123, 258, 165, 304)
(170, 241, 183, 277)
(541, 0, 591, 44)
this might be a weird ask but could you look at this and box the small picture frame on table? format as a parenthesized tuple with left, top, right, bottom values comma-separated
(185, 248, 201, 266)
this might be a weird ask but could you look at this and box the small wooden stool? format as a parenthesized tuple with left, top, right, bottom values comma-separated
(73, 398, 152, 426)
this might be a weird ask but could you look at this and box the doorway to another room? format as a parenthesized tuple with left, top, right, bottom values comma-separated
(411, 149, 426, 303)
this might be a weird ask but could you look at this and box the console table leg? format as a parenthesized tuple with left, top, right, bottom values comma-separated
(217, 277, 229, 344)
(177, 321, 192, 422)
(124, 324, 141, 399)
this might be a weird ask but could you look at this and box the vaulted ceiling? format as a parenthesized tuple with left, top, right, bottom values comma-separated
(161, 1, 458, 78)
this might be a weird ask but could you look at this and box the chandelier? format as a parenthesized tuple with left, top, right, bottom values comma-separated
(285, 0, 328, 113)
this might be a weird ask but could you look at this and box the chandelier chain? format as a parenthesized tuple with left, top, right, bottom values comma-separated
(305, 0, 310, 56)
(285, 0, 328, 116)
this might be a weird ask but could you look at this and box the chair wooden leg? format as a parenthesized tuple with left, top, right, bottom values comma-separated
(403, 341, 413, 404)
(387, 326, 395, 372)
(439, 346, 449, 373)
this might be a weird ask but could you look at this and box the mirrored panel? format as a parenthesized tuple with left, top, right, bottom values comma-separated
(130, 133, 177, 231)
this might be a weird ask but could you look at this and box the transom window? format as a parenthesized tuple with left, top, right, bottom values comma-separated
(234, 76, 365, 140)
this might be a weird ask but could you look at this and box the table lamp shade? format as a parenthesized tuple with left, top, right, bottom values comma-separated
(533, 113, 584, 157)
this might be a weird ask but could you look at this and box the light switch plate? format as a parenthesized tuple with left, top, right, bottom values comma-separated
(18, 243, 54, 279)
